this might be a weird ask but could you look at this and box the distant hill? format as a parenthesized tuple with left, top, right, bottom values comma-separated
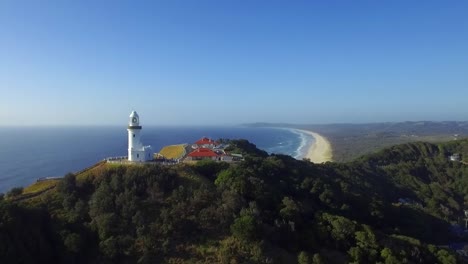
(1, 139, 468, 263)
(245, 121, 468, 162)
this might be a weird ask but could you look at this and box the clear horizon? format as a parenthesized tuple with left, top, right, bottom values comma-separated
(1, 120, 468, 128)
(1, 1, 467, 126)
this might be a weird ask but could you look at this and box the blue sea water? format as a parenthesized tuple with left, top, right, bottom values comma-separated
(0, 126, 314, 193)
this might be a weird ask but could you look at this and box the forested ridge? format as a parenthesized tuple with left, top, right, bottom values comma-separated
(2, 139, 468, 263)
(246, 121, 468, 161)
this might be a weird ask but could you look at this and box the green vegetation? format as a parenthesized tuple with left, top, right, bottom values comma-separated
(300, 121, 468, 162)
(22, 179, 59, 194)
(247, 121, 468, 162)
(1, 139, 468, 263)
(159, 144, 187, 159)
(5, 187, 23, 198)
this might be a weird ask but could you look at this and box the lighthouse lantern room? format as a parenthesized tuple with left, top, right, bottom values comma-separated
(127, 111, 153, 162)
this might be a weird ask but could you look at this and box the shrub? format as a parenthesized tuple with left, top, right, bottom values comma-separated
(6, 187, 23, 198)
(230, 214, 257, 241)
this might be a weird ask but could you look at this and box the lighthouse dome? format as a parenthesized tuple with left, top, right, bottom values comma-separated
(129, 111, 139, 118)
(129, 111, 140, 126)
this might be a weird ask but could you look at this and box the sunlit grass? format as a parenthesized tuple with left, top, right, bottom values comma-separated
(76, 161, 107, 181)
(22, 179, 60, 194)
(159, 144, 187, 159)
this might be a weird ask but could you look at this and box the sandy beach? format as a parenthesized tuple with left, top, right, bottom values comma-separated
(296, 129, 333, 163)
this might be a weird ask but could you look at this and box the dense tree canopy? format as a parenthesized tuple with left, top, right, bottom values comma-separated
(1, 139, 468, 263)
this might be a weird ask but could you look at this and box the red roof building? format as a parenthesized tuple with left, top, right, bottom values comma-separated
(186, 148, 220, 161)
(194, 137, 218, 146)
(188, 148, 218, 157)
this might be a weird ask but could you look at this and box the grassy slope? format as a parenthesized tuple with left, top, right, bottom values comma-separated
(23, 179, 60, 194)
(159, 144, 187, 159)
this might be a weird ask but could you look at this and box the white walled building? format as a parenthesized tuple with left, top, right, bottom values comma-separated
(127, 111, 153, 162)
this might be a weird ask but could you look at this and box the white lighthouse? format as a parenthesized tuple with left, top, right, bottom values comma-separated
(127, 111, 153, 162)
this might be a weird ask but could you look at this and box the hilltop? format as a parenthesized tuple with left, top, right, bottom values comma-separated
(1, 139, 468, 263)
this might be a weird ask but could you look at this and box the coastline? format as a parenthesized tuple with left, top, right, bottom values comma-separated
(296, 129, 333, 163)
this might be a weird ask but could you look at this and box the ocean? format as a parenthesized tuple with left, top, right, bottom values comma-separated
(0, 126, 315, 193)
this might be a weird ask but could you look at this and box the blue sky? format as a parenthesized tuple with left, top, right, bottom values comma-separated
(0, 0, 467, 125)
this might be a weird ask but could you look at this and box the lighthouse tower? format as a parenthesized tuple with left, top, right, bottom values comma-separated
(127, 111, 152, 162)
